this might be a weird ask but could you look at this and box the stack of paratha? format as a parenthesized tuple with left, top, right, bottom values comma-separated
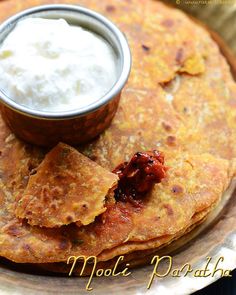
(0, 0, 235, 274)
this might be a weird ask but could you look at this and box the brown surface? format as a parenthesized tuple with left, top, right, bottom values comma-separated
(15, 143, 118, 228)
(1, 92, 120, 147)
(0, 144, 232, 264)
(0, 0, 234, 273)
(38, 207, 210, 275)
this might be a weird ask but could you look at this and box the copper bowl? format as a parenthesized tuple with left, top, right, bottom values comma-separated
(0, 4, 131, 147)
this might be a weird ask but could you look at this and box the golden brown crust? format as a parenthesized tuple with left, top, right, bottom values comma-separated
(0, 0, 234, 268)
(37, 207, 211, 275)
(0, 145, 231, 264)
(15, 143, 118, 228)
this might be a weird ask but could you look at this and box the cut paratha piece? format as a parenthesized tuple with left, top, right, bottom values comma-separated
(0, 150, 231, 264)
(15, 142, 118, 228)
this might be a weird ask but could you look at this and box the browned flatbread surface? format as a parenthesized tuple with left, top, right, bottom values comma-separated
(0, 145, 231, 264)
(0, 0, 235, 271)
(15, 143, 118, 228)
(38, 206, 211, 275)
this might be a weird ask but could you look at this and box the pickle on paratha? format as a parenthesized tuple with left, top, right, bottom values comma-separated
(0, 138, 231, 263)
(0, 0, 234, 269)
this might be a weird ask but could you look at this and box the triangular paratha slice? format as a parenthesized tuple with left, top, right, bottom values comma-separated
(15, 143, 118, 228)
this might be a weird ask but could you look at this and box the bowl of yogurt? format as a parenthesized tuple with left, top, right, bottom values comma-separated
(0, 4, 131, 146)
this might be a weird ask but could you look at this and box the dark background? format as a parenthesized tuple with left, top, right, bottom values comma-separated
(194, 269, 236, 295)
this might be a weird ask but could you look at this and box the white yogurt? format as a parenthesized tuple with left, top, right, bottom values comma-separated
(0, 18, 118, 112)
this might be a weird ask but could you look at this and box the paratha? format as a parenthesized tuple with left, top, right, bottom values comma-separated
(0, 0, 235, 274)
(15, 143, 118, 228)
